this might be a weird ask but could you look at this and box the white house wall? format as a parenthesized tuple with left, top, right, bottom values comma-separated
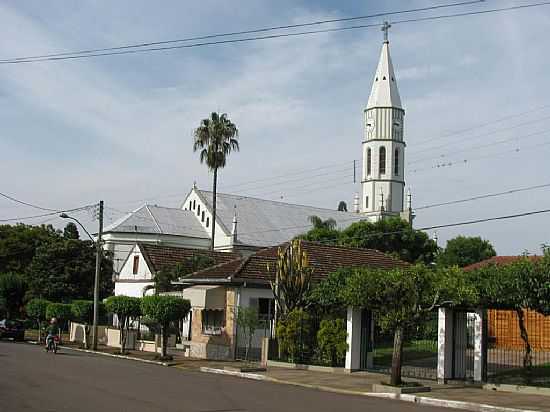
(114, 244, 153, 298)
(103, 231, 210, 274)
(236, 287, 275, 351)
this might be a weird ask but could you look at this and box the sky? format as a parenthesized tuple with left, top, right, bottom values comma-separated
(1, 0, 550, 255)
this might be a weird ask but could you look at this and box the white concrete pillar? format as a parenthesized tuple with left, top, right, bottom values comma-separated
(473, 309, 487, 382)
(437, 307, 454, 383)
(345, 307, 362, 371)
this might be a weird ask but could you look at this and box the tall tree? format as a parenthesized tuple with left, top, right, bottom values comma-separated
(63, 222, 80, 240)
(339, 217, 438, 264)
(298, 215, 340, 243)
(193, 112, 239, 250)
(25, 238, 113, 302)
(437, 236, 496, 268)
(0, 273, 27, 319)
(105, 296, 142, 354)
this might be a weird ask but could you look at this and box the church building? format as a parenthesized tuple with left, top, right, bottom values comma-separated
(107, 27, 411, 274)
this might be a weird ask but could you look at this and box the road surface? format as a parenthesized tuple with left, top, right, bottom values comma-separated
(0, 341, 455, 412)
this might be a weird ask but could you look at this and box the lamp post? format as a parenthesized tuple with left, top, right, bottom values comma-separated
(60, 200, 103, 351)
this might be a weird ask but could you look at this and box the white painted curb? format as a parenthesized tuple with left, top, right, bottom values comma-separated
(199, 367, 540, 412)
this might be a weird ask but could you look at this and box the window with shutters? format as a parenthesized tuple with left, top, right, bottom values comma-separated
(367, 148, 372, 175)
(394, 148, 399, 176)
(379, 146, 386, 174)
(132, 256, 139, 275)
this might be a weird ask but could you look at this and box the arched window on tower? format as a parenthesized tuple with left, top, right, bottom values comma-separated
(394, 148, 399, 176)
(379, 146, 386, 175)
(367, 148, 372, 175)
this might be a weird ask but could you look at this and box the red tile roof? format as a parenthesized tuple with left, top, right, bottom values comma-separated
(184, 241, 408, 284)
(463, 255, 542, 272)
(138, 243, 241, 274)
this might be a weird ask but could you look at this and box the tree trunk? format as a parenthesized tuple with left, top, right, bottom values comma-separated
(390, 326, 404, 386)
(120, 316, 127, 355)
(211, 167, 218, 251)
(161, 325, 168, 358)
(516, 308, 532, 368)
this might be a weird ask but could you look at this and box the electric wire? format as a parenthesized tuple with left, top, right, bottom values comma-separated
(2, 1, 549, 64)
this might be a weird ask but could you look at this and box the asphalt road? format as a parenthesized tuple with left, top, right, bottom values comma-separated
(0, 341, 455, 412)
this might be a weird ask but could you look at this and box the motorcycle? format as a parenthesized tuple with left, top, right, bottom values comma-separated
(45, 335, 59, 354)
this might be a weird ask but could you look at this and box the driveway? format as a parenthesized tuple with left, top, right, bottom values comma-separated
(0, 341, 458, 412)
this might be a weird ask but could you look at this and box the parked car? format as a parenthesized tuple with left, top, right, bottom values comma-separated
(0, 319, 25, 341)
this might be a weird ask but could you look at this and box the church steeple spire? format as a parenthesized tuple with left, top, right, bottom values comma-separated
(367, 22, 402, 110)
(361, 23, 406, 219)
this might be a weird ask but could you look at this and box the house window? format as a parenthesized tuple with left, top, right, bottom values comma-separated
(394, 148, 399, 176)
(132, 256, 139, 275)
(201, 211, 205, 222)
(379, 146, 386, 174)
(206, 217, 210, 228)
(367, 148, 372, 175)
(202, 309, 224, 335)
(258, 298, 275, 322)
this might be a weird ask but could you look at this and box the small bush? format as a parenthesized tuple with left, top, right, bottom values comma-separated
(316, 318, 348, 366)
(276, 308, 311, 363)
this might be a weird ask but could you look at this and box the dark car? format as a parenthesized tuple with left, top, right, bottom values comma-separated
(0, 319, 25, 341)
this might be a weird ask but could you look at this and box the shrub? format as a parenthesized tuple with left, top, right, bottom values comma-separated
(316, 318, 348, 366)
(276, 308, 311, 363)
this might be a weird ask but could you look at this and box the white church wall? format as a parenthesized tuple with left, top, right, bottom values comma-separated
(182, 189, 233, 251)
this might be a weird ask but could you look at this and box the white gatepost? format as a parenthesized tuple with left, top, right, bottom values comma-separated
(437, 307, 454, 384)
(473, 309, 487, 382)
(345, 307, 362, 371)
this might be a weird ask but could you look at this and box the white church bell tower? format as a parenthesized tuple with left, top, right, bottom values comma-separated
(361, 22, 406, 220)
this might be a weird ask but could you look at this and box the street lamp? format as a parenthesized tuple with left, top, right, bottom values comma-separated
(60, 200, 104, 351)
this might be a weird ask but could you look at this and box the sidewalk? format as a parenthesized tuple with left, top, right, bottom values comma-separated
(177, 361, 550, 412)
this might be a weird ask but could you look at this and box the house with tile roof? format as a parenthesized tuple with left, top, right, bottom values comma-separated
(170, 240, 407, 360)
(114, 243, 240, 298)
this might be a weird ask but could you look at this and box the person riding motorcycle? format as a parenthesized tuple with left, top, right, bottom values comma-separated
(45, 318, 60, 350)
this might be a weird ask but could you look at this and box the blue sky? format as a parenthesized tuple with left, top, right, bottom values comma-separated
(1, 0, 550, 255)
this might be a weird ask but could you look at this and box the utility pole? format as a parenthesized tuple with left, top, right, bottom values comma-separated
(92, 200, 104, 351)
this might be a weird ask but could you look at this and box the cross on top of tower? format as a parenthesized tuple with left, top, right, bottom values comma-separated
(381, 21, 391, 43)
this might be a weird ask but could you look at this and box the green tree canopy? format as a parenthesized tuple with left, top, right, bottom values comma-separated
(339, 217, 438, 264)
(141, 295, 190, 359)
(25, 237, 113, 301)
(63, 222, 80, 240)
(0, 224, 59, 273)
(46, 303, 72, 324)
(25, 298, 51, 341)
(437, 236, 496, 268)
(0, 273, 27, 319)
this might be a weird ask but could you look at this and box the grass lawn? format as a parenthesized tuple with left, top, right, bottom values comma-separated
(491, 364, 550, 387)
(373, 340, 437, 365)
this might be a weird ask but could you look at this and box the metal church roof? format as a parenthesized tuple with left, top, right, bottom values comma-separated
(103, 204, 209, 238)
(196, 189, 365, 248)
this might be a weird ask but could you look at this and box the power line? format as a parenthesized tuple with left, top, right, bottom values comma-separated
(0, 1, 484, 63)
(412, 104, 550, 148)
(3, 1, 549, 64)
(408, 127, 550, 166)
(414, 182, 550, 211)
(0, 191, 60, 212)
(0, 205, 93, 223)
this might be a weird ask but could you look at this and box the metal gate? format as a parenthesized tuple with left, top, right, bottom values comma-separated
(452, 311, 475, 381)
(365, 310, 439, 380)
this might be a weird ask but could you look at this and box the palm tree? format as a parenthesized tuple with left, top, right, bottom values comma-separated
(193, 112, 239, 250)
(308, 215, 337, 231)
